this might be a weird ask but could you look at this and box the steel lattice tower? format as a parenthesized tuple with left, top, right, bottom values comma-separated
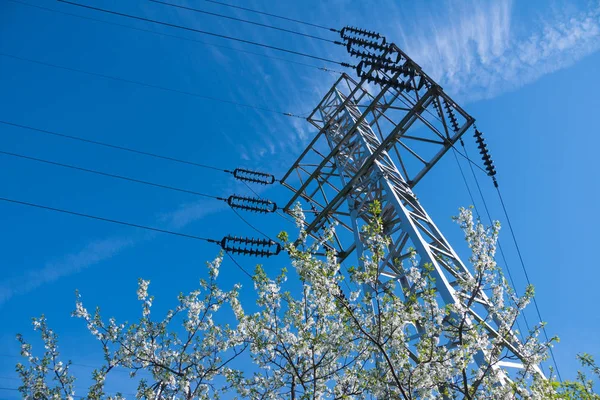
(281, 38, 543, 383)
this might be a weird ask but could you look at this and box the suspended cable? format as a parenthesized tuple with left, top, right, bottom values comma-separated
(452, 149, 478, 218)
(198, 0, 337, 32)
(0, 149, 224, 200)
(57, 0, 345, 66)
(0, 53, 304, 118)
(460, 138, 562, 381)
(149, 0, 336, 43)
(459, 141, 531, 327)
(5, 0, 342, 75)
(229, 205, 273, 241)
(1, 120, 278, 189)
(0, 120, 228, 172)
(224, 251, 252, 278)
(239, 179, 296, 225)
(452, 147, 527, 341)
(0, 196, 215, 243)
(0, 196, 281, 257)
(496, 186, 563, 382)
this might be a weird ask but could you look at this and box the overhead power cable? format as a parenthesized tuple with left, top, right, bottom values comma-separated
(459, 137, 562, 381)
(149, 0, 336, 43)
(0, 196, 214, 242)
(0, 196, 281, 258)
(57, 0, 345, 66)
(1, 148, 279, 214)
(198, 0, 337, 32)
(0, 149, 223, 200)
(0, 53, 304, 118)
(495, 185, 563, 382)
(451, 147, 527, 341)
(6, 0, 342, 75)
(0, 120, 228, 172)
(0, 120, 278, 189)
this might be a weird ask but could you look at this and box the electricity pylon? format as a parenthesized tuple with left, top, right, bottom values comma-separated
(280, 29, 542, 384)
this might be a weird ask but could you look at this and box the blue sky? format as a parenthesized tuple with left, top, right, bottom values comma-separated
(1, 0, 599, 396)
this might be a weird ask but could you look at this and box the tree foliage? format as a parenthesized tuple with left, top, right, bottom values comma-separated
(15, 206, 598, 399)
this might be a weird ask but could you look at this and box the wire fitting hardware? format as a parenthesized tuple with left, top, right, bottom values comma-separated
(232, 168, 276, 185)
(220, 235, 281, 257)
(227, 195, 277, 213)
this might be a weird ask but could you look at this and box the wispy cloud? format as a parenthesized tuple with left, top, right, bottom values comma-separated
(0, 237, 135, 305)
(396, 0, 600, 101)
(4, 0, 599, 305)
(159, 198, 226, 230)
(0, 196, 229, 306)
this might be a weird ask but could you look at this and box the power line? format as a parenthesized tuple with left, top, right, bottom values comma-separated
(224, 251, 252, 278)
(0, 149, 224, 200)
(239, 179, 296, 225)
(496, 186, 563, 382)
(150, 0, 336, 43)
(452, 147, 527, 341)
(0, 196, 215, 243)
(0, 196, 281, 262)
(6, 0, 342, 75)
(0, 121, 278, 192)
(229, 205, 273, 240)
(199, 0, 337, 32)
(459, 139, 562, 381)
(0, 53, 304, 118)
(57, 0, 345, 66)
(0, 120, 228, 172)
(458, 141, 531, 327)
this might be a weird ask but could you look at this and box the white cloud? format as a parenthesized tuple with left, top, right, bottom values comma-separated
(159, 198, 226, 230)
(397, 0, 600, 101)
(0, 199, 227, 305)
(5, 0, 598, 306)
(0, 237, 135, 305)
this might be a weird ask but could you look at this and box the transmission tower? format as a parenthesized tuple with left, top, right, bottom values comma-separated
(281, 28, 542, 384)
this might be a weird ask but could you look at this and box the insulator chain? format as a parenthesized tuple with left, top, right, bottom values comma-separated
(348, 48, 393, 64)
(473, 128, 497, 177)
(343, 36, 390, 53)
(232, 168, 276, 185)
(432, 98, 444, 119)
(340, 26, 386, 43)
(227, 195, 277, 213)
(443, 99, 461, 132)
(356, 60, 427, 93)
(220, 235, 281, 257)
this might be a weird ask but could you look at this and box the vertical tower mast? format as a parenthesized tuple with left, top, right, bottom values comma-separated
(281, 39, 541, 380)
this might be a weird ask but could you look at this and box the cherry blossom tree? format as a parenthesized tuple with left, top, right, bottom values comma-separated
(15, 204, 597, 398)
